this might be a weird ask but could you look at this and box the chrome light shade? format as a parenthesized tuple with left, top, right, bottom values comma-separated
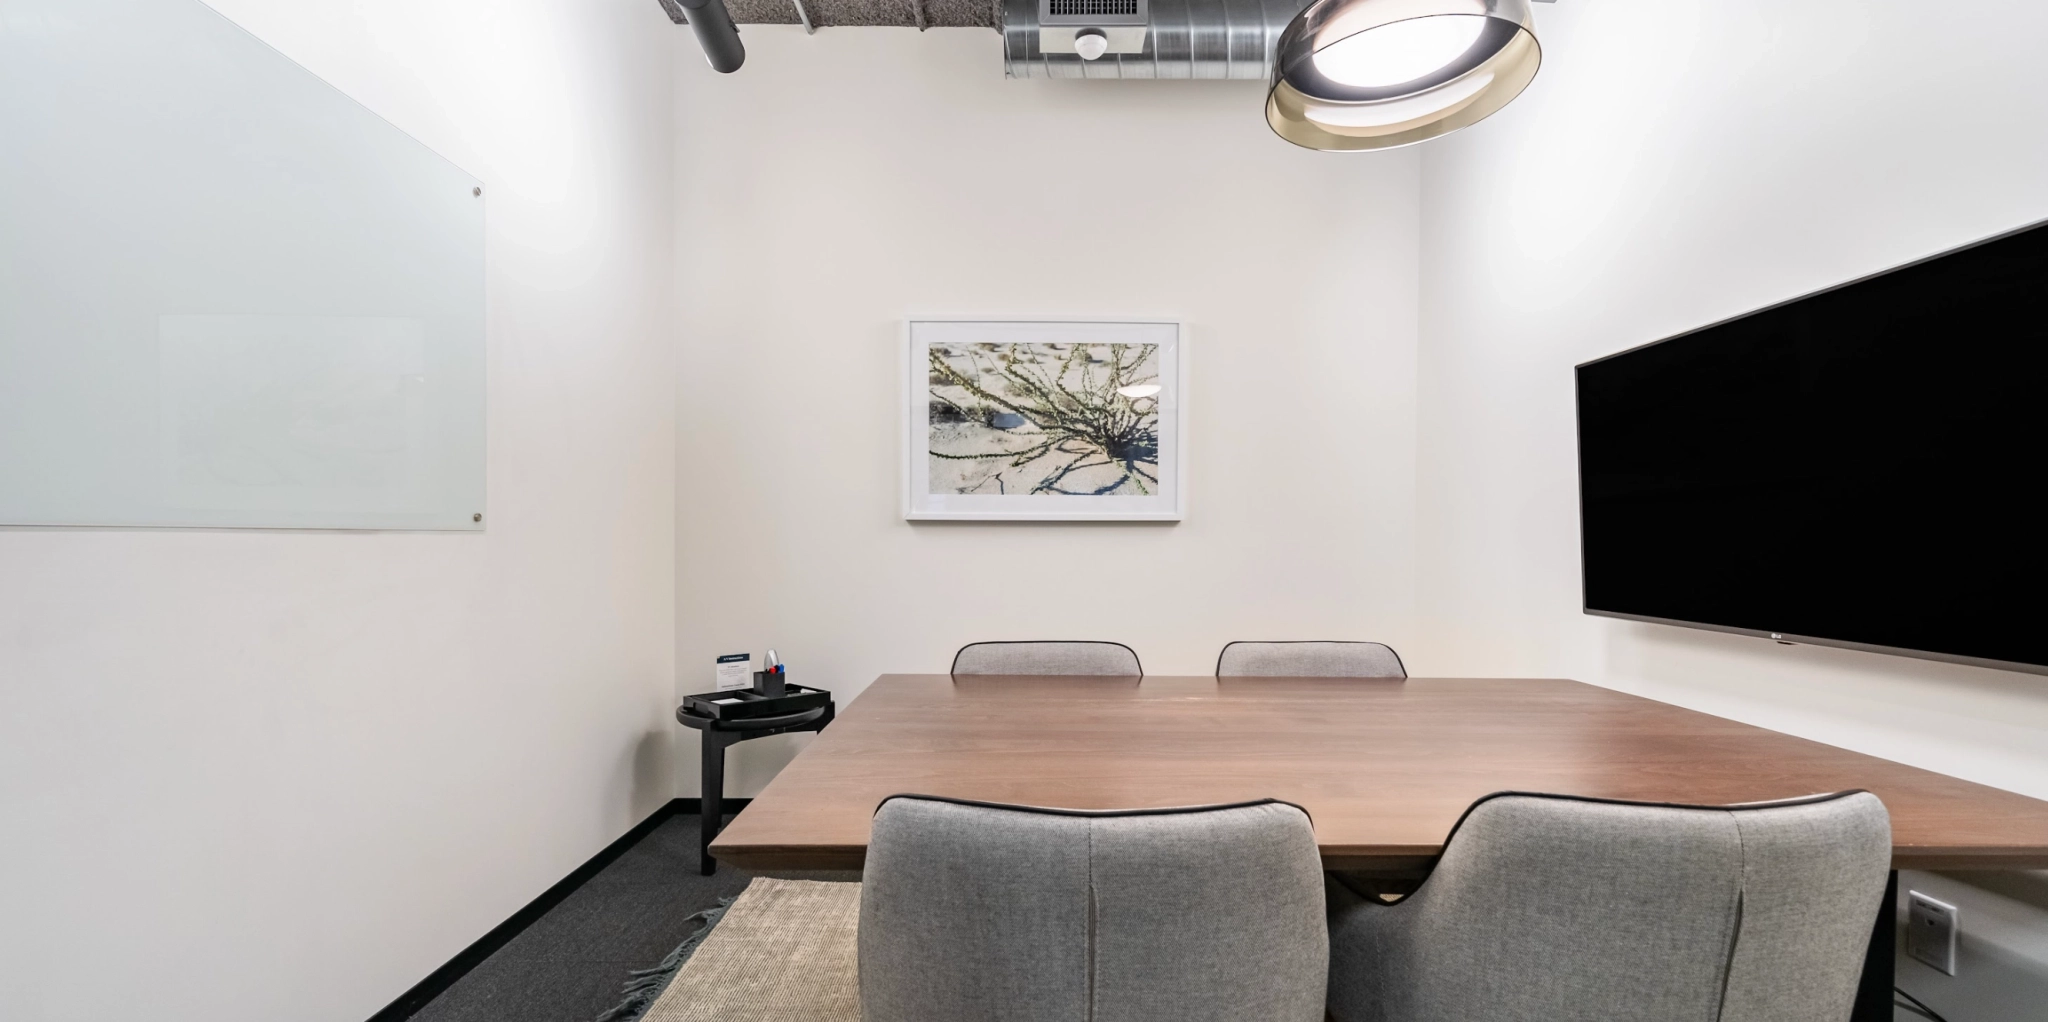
(1267, 0, 1540, 151)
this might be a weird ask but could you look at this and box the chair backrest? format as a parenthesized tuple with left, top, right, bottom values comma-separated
(860, 796, 1328, 1022)
(1326, 790, 1890, 1022)
(1216, 640, 1406, 678)
(950, 640, 1142, 676)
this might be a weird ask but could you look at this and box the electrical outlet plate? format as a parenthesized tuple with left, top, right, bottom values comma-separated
(1905, 890, 1959, 976)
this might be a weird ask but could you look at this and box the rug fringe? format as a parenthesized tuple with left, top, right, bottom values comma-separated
(592, 896, 737, 1022)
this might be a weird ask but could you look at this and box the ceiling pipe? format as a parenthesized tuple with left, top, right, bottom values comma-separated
(658, 0, 1553, 95)
(659, 0, 749, 71)
(1004, 0, 1309, 79)
(671, 0, 1001, 29)
(663, 0, 1306, 78)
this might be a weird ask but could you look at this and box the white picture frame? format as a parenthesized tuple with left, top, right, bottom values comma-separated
(904, 318, 1185, 522)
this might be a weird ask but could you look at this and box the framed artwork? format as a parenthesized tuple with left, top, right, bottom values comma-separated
(904, 319, 1184, 521)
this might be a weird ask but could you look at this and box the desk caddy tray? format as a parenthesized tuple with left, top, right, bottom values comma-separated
(682, 683, 830, 721)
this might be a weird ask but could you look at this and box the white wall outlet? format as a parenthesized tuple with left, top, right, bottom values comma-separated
(1906, 890, 1960, 976)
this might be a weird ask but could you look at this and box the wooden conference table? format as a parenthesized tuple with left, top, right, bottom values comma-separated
(711, 674, 2048, 874)
(711, 675, 2048, 1022)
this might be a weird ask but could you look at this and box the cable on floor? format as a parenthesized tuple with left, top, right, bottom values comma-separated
(1893, 987, 1950, 1022)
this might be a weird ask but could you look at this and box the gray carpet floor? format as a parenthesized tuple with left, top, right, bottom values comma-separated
(410, 814, 752, 1022)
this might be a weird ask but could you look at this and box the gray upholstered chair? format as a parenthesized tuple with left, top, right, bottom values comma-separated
(860, 796, 1328, 1022)
(1216, 640, 1407, 678)
(950, 640, 1142, 676)
(1326, 790, 1891, 1022)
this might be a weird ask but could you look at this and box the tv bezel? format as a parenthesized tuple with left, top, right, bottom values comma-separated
(1573, 215, 2048, 678)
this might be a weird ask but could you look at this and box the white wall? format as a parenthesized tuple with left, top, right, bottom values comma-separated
(673, 27, 1422, 794)
(1413, 3, 2048, 1018)
(0, 2, 677, 1020)
(1417, 0, 2048, 806)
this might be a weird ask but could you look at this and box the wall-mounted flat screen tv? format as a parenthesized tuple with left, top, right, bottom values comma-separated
(1576, 220, 2048, 675)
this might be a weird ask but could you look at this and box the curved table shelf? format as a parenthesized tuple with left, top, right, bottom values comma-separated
(677, 698, 835, 874)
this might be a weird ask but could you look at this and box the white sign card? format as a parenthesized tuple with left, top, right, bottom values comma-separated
(715, 653, 753, 692)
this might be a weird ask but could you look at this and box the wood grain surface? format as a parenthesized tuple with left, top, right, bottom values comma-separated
(709, 675, 2048, 873)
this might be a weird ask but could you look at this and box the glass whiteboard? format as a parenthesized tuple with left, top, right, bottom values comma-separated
(0, 0, 485, 529)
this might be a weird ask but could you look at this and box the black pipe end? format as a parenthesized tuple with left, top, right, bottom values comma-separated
(676, 0, 745, 73)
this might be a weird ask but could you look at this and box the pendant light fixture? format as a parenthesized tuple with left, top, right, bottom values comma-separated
(1267, 0, 1541, 152)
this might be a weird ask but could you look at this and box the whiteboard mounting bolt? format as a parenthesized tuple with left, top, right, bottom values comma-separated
(472, 187, 481, 196)
(473, 513, 482, 522)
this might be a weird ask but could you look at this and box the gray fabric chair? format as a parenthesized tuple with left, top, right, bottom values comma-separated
(1326, 790, 1891, 1022)
(1216, 640, 1407, 678)
(860, 796, 1328, 1022)
(950, 640, 1142, 676)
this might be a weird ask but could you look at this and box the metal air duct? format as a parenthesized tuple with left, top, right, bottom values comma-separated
(1002, 0, 1311, 79)
(665, 0, 1002, 32)
(665, 0, 1310, 80)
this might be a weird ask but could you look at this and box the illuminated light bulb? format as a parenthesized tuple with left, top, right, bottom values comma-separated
(1312, 15, 1487, 88)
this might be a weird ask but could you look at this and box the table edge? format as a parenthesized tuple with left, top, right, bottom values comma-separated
(712, 675, 2048, 874)
(708, 842, 2048, 873)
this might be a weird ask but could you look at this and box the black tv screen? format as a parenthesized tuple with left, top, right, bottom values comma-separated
(1576, 220, 2048, 675)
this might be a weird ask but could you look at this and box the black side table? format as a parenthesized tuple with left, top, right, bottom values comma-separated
(675, 699, 834, 875)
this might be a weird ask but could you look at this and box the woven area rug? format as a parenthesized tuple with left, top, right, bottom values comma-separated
(640, 878, 862, 1022)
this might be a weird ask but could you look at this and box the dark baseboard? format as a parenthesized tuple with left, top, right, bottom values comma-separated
(677, 797, 752, 814)
(365, 795, 753, 1022)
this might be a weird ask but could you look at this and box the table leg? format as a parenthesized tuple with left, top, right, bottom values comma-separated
(700, 730, 726, 876)
(1850, 870, 1898, 1022)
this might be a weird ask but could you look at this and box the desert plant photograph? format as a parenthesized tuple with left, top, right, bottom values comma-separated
(926, 341, 1162, 497)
